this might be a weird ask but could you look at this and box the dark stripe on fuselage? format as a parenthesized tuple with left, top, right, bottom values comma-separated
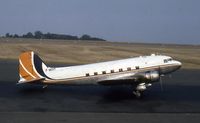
(33, 54, 51, 79)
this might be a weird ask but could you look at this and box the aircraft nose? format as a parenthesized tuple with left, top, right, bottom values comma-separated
(175, 61, 182, 69)
(171, 61, 182, 72)
(160, 60, 182, 74)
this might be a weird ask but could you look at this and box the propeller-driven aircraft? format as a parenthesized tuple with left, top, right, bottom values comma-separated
(18, 51, 181, 97)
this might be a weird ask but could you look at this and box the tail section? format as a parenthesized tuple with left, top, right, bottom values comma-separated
(18, 51, 48, 84)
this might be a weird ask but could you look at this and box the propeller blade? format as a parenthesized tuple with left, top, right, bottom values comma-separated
(158, 66, 164, 91)
(160, 76, 163, 91)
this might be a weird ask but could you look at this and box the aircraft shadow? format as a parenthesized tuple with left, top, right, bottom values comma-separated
(11, 83, 200, 102)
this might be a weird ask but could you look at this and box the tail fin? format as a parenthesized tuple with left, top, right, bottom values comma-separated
(18, 51, 48, 84)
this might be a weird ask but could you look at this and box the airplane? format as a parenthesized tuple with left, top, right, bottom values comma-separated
(18, 51, 182, 97)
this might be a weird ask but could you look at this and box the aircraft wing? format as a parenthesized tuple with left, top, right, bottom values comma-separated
(97, 70, 159, 85)
(17, 78, 45, 85)
(97, 72, 141, 85)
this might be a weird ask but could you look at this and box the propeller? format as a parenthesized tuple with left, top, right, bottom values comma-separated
(169, 74, 172, 78)
(160, 76, 163, 91)
(159, 66, 164, 91)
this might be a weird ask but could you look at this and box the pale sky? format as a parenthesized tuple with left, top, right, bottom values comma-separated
(0, 0, 200, 44)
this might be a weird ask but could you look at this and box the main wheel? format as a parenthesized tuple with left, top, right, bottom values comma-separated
(133, 90, 141, 98)
(42, 85, 48, 89)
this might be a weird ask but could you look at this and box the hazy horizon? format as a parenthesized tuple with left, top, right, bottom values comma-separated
(0, 0, 200, 45)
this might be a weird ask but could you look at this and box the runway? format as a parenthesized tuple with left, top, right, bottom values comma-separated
(0, 60, 200, 122)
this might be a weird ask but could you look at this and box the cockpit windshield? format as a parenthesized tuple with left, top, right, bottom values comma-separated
(164, 58, 173, 63)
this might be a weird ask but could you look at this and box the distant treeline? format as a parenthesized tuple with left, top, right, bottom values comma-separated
(2, 31, 106, 41)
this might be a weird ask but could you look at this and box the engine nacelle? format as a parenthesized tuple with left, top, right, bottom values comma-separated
(144, 71, 160, 81)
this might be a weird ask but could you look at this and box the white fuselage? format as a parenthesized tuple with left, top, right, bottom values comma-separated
(44, 54, 181, 82)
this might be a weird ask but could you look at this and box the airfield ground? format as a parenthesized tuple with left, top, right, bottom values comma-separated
(0, 38, 200, 122)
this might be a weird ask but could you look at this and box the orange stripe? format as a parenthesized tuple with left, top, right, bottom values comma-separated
(19, 63, 34, 80)
(19, 52, 40, 78)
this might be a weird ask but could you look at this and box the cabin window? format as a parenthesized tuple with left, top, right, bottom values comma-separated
(86, 73, 90, 76)
(119, 68, 123, 72)
(164, 58, 172, 63)
(127, 67, 131, 71)
(164, 59, 168, 63)
(102, 71, 106, 74)
(135, 66, 139, 69)
(111, 70, 114, 73)
(94, 72, 98, 75)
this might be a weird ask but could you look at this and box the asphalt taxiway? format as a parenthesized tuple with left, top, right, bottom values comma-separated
(0, 60, 200, 122)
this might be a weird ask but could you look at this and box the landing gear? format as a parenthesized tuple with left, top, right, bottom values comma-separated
(133, 90, 142, 98)
(42, 85, 48, 89)
(132, 83, 152, 98)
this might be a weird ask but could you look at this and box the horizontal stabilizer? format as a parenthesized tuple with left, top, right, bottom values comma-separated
(17, 78, 45, 85)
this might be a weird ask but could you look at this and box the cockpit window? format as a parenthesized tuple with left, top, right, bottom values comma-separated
(164, 58, 173, 63)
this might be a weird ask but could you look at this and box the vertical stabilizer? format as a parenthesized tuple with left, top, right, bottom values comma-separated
(18, 51, 47, 83)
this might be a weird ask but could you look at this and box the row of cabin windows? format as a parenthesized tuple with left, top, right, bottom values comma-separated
(85, 66, 139, 77)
